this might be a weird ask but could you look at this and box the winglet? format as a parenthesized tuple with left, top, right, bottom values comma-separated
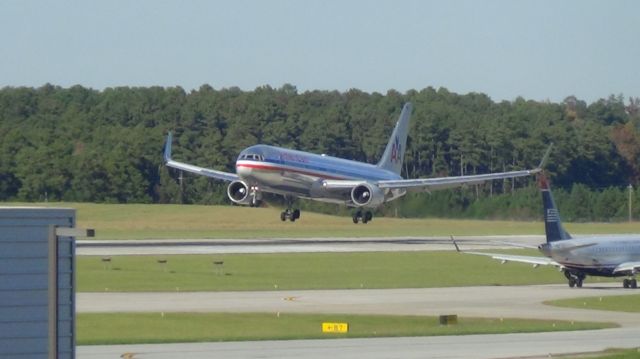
(536, 143, 553, 171)
(163, 132, 173, 163)
(450, 235, 461, 252)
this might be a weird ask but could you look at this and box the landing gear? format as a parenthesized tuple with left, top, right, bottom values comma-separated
(248, 187, 262, 207)
(564, 271, 585, 288)
(280, 208, 300, 222)
(623, 278, 638, 289)
(280, 196, 300, 222)
(352, 210, 373, 224)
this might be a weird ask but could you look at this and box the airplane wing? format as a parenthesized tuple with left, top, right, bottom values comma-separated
(490, 240, 539, 250)
(613, 261, 640, 274)
(462, 251, 561, 267)
(377, 168, 540, 192)
(163, 132, 238, 182)
(376, 144, 552, 192)
(451, 237, 562, 268)
(321, 144, 552, 193)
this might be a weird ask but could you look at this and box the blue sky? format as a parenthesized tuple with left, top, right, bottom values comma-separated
(1, 0, 638, 103)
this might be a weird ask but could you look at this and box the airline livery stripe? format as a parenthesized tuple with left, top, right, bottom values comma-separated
(236, 163, 349, 180)
(558, 262, 618, 270)
(261, 158, 392, 181)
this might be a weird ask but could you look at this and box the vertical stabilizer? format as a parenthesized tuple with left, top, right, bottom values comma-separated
(539, 174, 572, 242)
(377, 103, 412, 176)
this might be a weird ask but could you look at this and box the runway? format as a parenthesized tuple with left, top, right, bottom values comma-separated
(77, 284, 640, 359)
(76, 235, 544, 255)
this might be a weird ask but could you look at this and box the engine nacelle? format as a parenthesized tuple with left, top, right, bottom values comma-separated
(351, 183, 385, 208)
(227, 180, 252, 205)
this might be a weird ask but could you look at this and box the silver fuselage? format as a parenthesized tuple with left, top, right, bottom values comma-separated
(235, 145, 405, 205)
(540, 235, 640, 276)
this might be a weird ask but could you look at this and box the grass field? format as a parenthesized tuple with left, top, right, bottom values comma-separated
(76, 250, 619, 292)
(547, 294, 640, 313)
(4, 202, 640, 239)
(582, 348, 640, 359)
(76, 312, 615, 345)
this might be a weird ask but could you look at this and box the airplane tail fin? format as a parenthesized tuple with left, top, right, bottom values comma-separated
(539, 174, 571, 243)
(377, 103, 412, 176)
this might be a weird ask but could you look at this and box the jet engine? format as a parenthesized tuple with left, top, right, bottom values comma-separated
(351, 183, 385, 208)
(227, 180, 252, 205)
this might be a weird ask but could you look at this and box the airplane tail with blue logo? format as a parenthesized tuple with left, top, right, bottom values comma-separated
(539, 174, 572, 243)
(377, 102, 412, 176)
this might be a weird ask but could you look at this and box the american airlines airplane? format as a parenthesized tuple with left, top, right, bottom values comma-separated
(163, 103, 547, 223)
(454, 174, 640, 288)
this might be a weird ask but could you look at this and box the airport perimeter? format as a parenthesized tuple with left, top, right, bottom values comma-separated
(76, 237, 640, 359)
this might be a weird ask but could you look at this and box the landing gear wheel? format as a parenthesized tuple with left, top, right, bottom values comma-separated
(281, 208, 300, 222)
(568, 278, 576, 288)
(364, 211, 373, 223)
(623, 279, 630, 288)
(576, 278, 583, 288)
(352, 210, 363, 224)
(281, 196, 300, 223)
(631, 279, 638, 289)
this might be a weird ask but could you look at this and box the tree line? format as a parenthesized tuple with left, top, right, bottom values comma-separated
(1, 84, 639, 221)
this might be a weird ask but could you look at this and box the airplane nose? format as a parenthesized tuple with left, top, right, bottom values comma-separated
(236, 163, 252, 176)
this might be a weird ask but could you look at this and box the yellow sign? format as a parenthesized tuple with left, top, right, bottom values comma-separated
(322, 322, 349, 333)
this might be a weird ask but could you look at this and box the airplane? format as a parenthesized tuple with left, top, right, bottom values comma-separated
(163, 102, 549, 224)
(453, 174, 640, 288)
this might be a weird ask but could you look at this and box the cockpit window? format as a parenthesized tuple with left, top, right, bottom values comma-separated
(240, 154, 263, 161)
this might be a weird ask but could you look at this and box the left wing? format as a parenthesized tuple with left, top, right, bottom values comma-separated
(377, 169, 536, 191)
(462, 251, 561, 267)
(452, 237, 561, 268)
(613, 261, 640, 274)
(376, 144, 552, 192)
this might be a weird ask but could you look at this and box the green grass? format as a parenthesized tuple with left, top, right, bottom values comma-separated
(4, 202, 640, 239)
(76, 312, 616, 345)
(78, 250, 611, 292)
(580, 348, 640, 359)
(547, 295, 640, 313)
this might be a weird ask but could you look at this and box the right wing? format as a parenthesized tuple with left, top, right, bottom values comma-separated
(163, 132, 238, 182)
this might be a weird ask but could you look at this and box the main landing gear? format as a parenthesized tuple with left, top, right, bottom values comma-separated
(564, 270, 585, 288)
(623, 278, 638, 289)
(280, 208, 300, 222)
(280, 196, 300, 222)
(352, 210, 373, 224)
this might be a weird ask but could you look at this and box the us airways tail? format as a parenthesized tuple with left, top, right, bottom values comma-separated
(539, 174, 572, 243)
(377, 102, 412, 176)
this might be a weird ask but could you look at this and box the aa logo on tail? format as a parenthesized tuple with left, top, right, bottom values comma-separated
(390, 136, 402, 163)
